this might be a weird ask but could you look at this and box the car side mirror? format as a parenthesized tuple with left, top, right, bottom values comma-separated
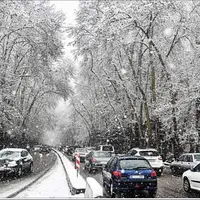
(190, 167, 195, 172)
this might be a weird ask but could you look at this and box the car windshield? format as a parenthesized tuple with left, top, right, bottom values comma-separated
(93, 151, 111, 157)
(139, 151, 159, 156)
(102, 146, 113, 151)
(194, 154, 200, 161)
(0, 150, 20, 159)
(119, 159, 151, 170)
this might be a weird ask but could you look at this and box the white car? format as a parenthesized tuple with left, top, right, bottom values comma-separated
(182, 163, 200, 192)
(127, 148, 164, 176)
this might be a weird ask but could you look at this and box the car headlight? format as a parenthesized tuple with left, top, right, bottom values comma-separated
(7, 161, 18, 167)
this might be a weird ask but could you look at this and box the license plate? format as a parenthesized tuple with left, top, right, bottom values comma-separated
(130, 175, 144, 179)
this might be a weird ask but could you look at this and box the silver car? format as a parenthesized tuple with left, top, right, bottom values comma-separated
(84, 151, 112, 173)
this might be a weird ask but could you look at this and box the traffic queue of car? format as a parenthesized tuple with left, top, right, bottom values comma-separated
(65, 144, 200, 197)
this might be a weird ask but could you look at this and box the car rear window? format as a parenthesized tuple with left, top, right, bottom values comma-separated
(139, 151, 159, 156)
(102, 146, 113, 151)
(94, 151, 111, 157)
(194, 154, 200, 161)
(119, 159, 151, 170)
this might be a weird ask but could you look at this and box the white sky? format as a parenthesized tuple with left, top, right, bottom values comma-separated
(50, 1, 79, 110)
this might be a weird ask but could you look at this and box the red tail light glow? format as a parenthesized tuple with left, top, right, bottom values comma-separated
(92, 158, 96, 162)
(112, 170, 122, 177)
(151, 170, 157, 177)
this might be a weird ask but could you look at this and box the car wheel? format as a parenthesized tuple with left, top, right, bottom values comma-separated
(183, 177, 191, 192)
(171, 167, 177, 175)
(0, 173, 4, 180)
(109, 182, 115, 198)
(28, 162, 33, 173)
(157, 171, 162, 177)
(88, 164, 92, 173)
(103, 183, 107, 197)
(149, 190, 157, 198)
(16, 166, 22, 177)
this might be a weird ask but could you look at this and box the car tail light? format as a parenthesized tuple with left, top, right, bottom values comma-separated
(112, 170, 122, 177)
(92, 158, 96, 162)
(151, 170, 157, 177)
(158, 156, 163, 160)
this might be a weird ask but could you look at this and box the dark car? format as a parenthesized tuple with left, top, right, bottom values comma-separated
(33, 145, 51, 154)
(0, 148, 33, 180)
(102, 155, 157, 198)
(84, 151, 112, 173)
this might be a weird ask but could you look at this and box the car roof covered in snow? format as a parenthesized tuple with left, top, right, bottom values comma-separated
(131, 148, 158, 151)
(0, 148, 26, 152)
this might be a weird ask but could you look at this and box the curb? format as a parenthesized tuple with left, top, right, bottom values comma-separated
(7, 152, 57, 198)
(53, 149, 85, 195)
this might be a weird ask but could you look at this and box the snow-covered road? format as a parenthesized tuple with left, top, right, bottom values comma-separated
(15, 154, 71, 198)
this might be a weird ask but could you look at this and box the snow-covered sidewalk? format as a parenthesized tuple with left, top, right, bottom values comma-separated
(14, 155, 71, 198)
(56, 150, 86, 194)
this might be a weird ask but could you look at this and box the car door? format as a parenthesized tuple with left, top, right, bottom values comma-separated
(189, 163, 200, 190)
(183, 155, 193, 172)
(175, 154, 186, 173)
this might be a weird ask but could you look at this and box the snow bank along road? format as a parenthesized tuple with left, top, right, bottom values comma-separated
(0, 150, 84, 198)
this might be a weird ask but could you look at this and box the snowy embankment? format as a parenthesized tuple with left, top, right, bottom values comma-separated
(55, 150, 86, 195)
(84, 177, 103, 198)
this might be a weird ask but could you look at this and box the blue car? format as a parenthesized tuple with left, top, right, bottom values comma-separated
(102, 155, 157, 198)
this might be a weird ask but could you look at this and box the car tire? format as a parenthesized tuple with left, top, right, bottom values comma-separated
(16, 166, 22, 177)
(149, 190, 157, 198)
(183, 177, 191, 193)
(88, 164, 92, 174)
(103, 184, 107, 197)
(171, 166, 177, 175)
(109, 182, 115, 198)
(28, 162, 33, 173)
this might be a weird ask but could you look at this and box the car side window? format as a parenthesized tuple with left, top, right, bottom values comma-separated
(179, 155, 186, 161)
(194, 163, 200, 172)
(185, 155, 193, 162)
(21, 151, 28, 157)
(106, 157, 115, 169)
(110, 158, 117, 170)
(131, 150, 137, 155)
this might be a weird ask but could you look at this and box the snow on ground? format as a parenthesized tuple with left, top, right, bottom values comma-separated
(15, 155, 71, 198)
(56, 151, 86, 190)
